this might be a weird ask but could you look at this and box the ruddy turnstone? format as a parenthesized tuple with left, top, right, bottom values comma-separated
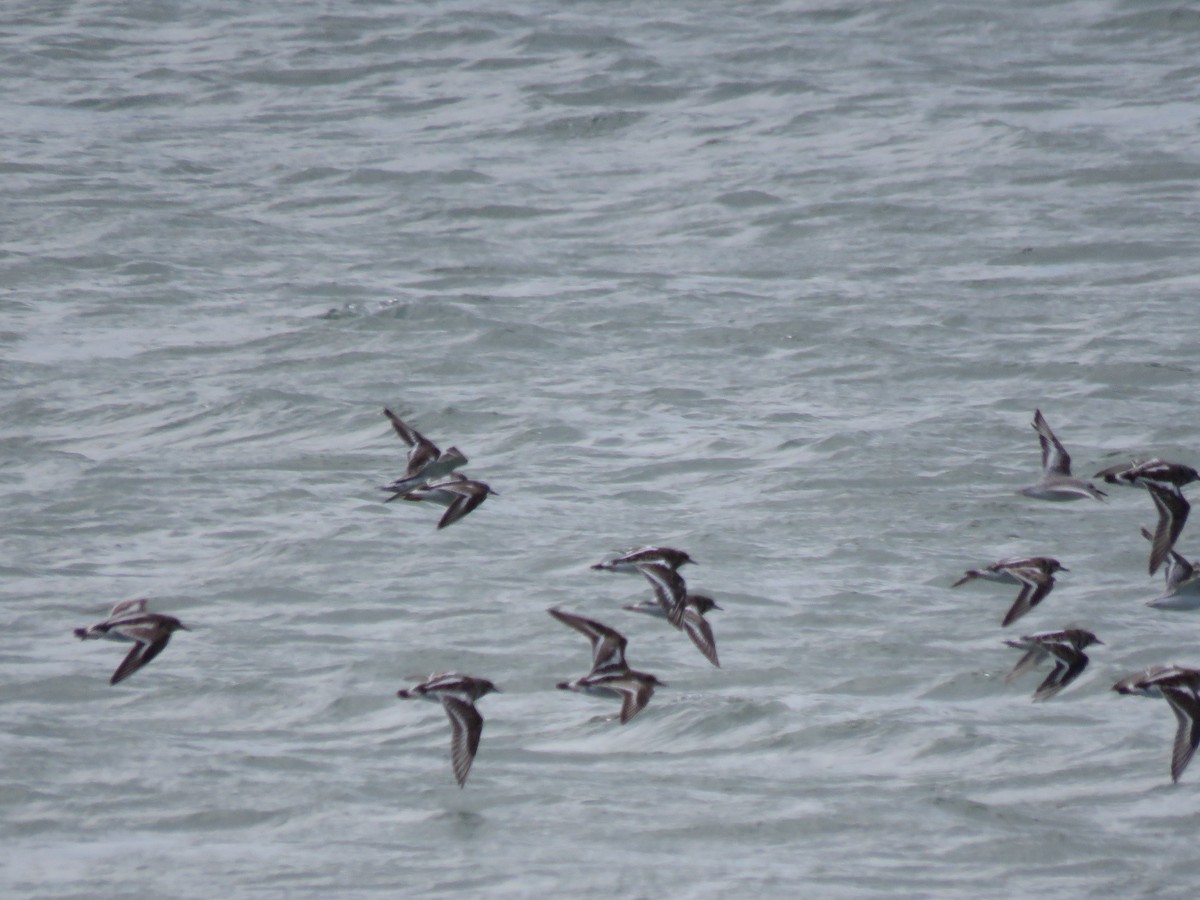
(1094, 458, 1200, 490)
(1003, 628, 1102, 701)
(547, 608, 665, 724)
(1140, 528, 1200, 609)
(624, 593, 722, 667)
(400, 473, 496, 529)
(1017, 410, 1106, 501)
(1112, 665, 1200, 783)
(1095, 459, 1198, 575)
(952, 557, 1067, 627)
(590, 546, 695, 573)
(74, 598, 189, 685)
(396, 673, 499, 788)
(379, 408, 467, 498)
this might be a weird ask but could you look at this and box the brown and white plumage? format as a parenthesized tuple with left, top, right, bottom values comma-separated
(952, 557, 1067, 627)
(1138, 527, 1200, 608)
(74, 598, 189, 685)
(1094, 458, 1198, 575)
(1145, 483, 1190, 577)
(680, 607, 720, 668)
(1094, 458, 1200, 490)
(401, 473, 496, 529)
(396, 673, 499, 788)
(379, 408, 467, 497)
(547, 608, 629, 674)
(548, 608, 665, 723)
(624, 594, 722, 667)
(1112, 665, 1187, 699)
(1017, 410, 1106, 501)
(634, 561, 688, 627)
(565, 669, 664, 724)
(590, 546, 695, 574)
(1003, 628, 1102, 701)
(1113, 666, 1200, 783)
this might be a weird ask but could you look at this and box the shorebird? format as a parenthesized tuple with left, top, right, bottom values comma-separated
(74, 598, 189, 685)
(379, 408, 467, 498)
(590, 546, 695, 574)
(1003, 629, 1102, 701)
(1095, 459, 1199, 575)
(1113, 665, 1200, 783)
(547, 608, 665, 724)
(1095, 458, 1200, 491)
(1017, 410, 1106, 501)
(400, 473, 496, 529)
(396, 673, 499, 787)
(952, 557, 1067, 627)
(624, 593, 722, 667)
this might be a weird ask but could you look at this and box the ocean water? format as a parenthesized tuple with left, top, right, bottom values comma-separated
(4, 0, 1200, 896)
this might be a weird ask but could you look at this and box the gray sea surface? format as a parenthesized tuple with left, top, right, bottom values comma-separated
(5, 0, 1200, 896)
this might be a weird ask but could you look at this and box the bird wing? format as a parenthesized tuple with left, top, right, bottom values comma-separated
(1161, 687, 1200, 783)
(1147, 484, 1190, 576)
(442, 696, 484, 788)
(435, 483, 489, 530)
(611, 676, 656, 724)
(1002, 569, 1054, 628)
(548, 608, 627, 670)
(1004, 643, 1048, 684)
(1141, 526, 1194, 587)
(110, 634, 171, 685)
(384, 408, 440, 471)
(1032, 409, 1071, 475)
(682, 609, 720, 667)
(1032, 643, 1088, 701)
(108, 598, 149, 618)
(636, 563, 687, 627)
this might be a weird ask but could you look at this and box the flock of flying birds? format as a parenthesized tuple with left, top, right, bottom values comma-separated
(71, 406, 1200, 786)
(73, 409, 721, 788)
(953, 409, 1200, 784)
